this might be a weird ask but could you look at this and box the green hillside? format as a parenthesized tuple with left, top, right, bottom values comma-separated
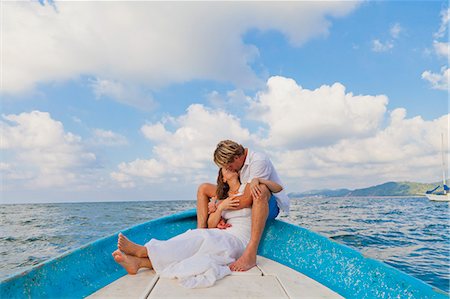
(288, 181, 440, 198)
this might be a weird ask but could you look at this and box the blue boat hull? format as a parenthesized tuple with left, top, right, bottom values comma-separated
(1, 209, 447, 298)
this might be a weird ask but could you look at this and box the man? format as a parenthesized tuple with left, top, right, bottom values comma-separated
(196, 140, 289, 271)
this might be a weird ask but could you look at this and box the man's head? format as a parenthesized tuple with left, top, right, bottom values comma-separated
(213, 140, 246, 172)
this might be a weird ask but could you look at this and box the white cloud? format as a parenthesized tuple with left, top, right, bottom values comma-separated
(248, 76, 388, 149)
(431, 8, 449, 59)
(421, 8, 449, 91)
(91, 129, 128, 147)
(1, 111, 97, 189)
(112, 76, 448, 192)
(390, 23, 402, 39)
(371, 23, 401, 53)
(433, 8, 450, 39)
(272, 109, 449, 190)
(433, 41, 449, 58)
(207, 89, 251, 111)
(3, 1, 359, 105)
(422, 67, 450, 91)
(90, 78, 156, 111)
(71, 116, 82, 124)
(112, 104, 252, 186)
(372, 39, 394, 52)
(110, 171, 135, 189)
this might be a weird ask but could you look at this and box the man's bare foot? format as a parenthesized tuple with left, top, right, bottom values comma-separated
(112, 250, 141, 275)
(118, 233, 147, 258)
(229, 251, 256, 272)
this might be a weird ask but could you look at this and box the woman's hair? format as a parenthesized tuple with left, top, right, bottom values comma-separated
(213, 140, 245, 167)
(216, 169, 230, 200)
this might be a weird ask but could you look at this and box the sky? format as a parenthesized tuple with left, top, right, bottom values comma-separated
(1, 1, 449, 204)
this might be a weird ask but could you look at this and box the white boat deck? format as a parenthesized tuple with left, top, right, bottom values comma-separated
(87, 256, 343, 299)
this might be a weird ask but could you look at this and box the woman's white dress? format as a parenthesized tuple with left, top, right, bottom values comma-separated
(145, 206, 252, 288)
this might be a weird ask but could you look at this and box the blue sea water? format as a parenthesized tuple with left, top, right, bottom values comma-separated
(0, 197, 449, 292)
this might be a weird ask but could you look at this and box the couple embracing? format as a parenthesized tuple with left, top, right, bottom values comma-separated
(113, 140, 289, 288)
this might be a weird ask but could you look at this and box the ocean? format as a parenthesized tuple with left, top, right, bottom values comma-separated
(0, 197, 449, 292)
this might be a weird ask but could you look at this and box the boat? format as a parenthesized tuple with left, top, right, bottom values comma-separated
(426, 193, 450, 202)
(426, 133, 450, 202)
(0, 209, 447, 298)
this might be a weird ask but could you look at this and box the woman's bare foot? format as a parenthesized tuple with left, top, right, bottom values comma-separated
(112, 250, 141, 275)
(118, 233, 148, 258)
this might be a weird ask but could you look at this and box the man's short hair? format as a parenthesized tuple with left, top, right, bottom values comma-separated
(213, 140, 245, 167)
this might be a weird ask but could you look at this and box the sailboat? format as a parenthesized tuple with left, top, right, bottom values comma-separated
(426, 133, 450, 202)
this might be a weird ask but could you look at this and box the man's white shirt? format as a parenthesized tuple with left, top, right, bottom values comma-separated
(239, 150, 290, 213)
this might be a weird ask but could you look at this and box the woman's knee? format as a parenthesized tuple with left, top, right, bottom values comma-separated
(197, 183, 216, 198)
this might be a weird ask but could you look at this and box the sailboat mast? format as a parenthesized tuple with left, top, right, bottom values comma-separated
(441, 133, 446, 186)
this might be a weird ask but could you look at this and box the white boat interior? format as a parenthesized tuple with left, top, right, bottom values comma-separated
(87, 255, 343, 299)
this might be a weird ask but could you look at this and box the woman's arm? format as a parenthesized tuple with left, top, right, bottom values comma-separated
(207, 202, 223, 228)
(251, 178, 283, 193)
(233, 179, 283, 209)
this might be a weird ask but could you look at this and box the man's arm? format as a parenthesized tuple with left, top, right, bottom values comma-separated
(253, 178, 283, 193)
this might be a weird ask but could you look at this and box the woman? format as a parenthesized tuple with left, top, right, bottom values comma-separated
(112, 168, 283, 288)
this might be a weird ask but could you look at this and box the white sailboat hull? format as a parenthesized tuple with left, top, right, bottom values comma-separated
(426, 193, 450, 202)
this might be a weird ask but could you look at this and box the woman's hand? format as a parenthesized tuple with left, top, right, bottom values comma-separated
(217, 218, 232, 229)
(208, 201, 218, 214)
(218, 194, 240, 211)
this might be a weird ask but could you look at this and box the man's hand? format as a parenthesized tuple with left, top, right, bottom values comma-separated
(217, 218, 232, 229)
(250, 178, 262, 199)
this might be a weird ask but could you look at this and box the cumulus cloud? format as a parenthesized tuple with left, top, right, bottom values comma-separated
(206, 89, 251, 112)
(433, 8, 450, 40)
(390, 23, 402, 39)
(112, 104, 252, 187)
(1, 111, 97, 189)
(372, 39, 394, 52)
(259, 79, 449, 189)
(371, 23, 402, 53)
(433, 41, 450, 58)
(422, 67, 450, 91)
(248, 76, 388, 149)
(272, 109, 449, 190)
(432, 8, 449, 59)
(90, 78, 156, 111)
(421, 8, 449, 91)
(91, 129, 128, 146)
(112, 76, 448, 191)
(3, 1, 359, 105)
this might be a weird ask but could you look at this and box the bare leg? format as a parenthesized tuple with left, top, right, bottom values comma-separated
(118, 233, 148, 258)
(196, 183, 216, 228)
(230, 185, 270, 272)
(112, 249, 153, 275)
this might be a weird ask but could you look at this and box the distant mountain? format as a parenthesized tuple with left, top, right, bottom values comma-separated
(288, 181, 440, 198)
